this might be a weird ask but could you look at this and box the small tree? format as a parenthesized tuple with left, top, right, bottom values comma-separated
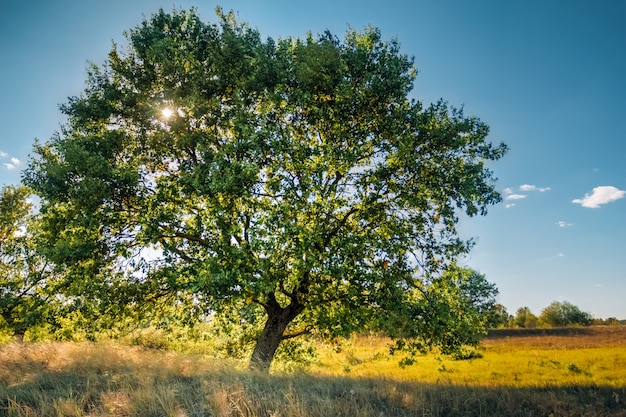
(601, 317, 620, 326)
(514, 306, 538, 328)
(486, 303, 512, 328)
(539, 301, 592, 327)
(24, 8, 507, 371)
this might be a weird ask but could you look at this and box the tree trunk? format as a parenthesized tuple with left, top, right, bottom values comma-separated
(249, 297, 304, 373)
(13, 332, 25, 344)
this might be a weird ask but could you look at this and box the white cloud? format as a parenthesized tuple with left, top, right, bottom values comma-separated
(2, 157, 21, 170)
(557, 252, 566, 257)
(505, 194, 527, 200)
(556, 221, 573, 228)
(503, 184, 551, 204)
(1, 153, 22, 170)
(520, 184, 551, 192)
(503, 183, 552, 207)
(572, 185, 626, 208)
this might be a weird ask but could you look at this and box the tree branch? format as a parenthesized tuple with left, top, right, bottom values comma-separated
(282, 327, 313, 340)
(158, 239, 195, 262)
(322, 206, 360, 248)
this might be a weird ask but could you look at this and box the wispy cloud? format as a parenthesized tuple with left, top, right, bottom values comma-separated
(0, 150, 7, 158)
(572, 185, 626, 208)
(520, 184, 551, 192)
(506, 194, 527, 200)
(556, 221, 573, 228)
(503, 184, 551, 207)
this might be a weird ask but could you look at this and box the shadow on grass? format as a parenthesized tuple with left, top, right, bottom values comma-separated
(2, 358, 625, 417)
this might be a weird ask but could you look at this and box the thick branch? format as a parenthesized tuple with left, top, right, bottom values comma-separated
(158, 239, 195, 262)
(171, 231, 211, 247)
(282, 327, 312, 340)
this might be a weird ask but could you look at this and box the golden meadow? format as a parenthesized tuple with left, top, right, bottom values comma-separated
(1, 326, 625, 416)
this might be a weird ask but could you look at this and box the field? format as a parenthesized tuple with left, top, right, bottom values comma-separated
(312, 326, 626, 387)
(1, 326, 625, 416)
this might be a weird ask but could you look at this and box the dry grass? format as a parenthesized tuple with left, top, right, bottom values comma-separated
(1, 327, 625, 416)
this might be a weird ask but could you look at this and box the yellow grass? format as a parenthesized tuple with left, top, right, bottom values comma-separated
(1, 326, 625, 416)
(311, 326, 626, 388)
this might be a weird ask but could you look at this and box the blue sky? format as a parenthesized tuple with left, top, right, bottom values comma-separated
(1, 1, 624, 319)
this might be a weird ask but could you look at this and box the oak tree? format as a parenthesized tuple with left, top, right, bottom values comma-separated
(25, 8, 507, 371)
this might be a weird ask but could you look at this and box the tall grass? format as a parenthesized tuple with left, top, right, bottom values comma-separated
(1, 326, 625, 416)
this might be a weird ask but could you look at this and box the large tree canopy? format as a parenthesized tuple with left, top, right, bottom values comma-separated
(25, 8, 507, 371)
(0, 185, 33, 335)
(0, 185, 54, 337)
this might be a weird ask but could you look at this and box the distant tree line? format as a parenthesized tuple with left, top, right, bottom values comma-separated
(486, 301, 621, 329)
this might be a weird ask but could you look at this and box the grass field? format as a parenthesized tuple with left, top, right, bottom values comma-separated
(1, 326, 625, 416)
(312, 326, 626, 388)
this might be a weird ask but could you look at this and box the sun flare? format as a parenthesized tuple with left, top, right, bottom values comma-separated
(161, 108, 174, 120)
